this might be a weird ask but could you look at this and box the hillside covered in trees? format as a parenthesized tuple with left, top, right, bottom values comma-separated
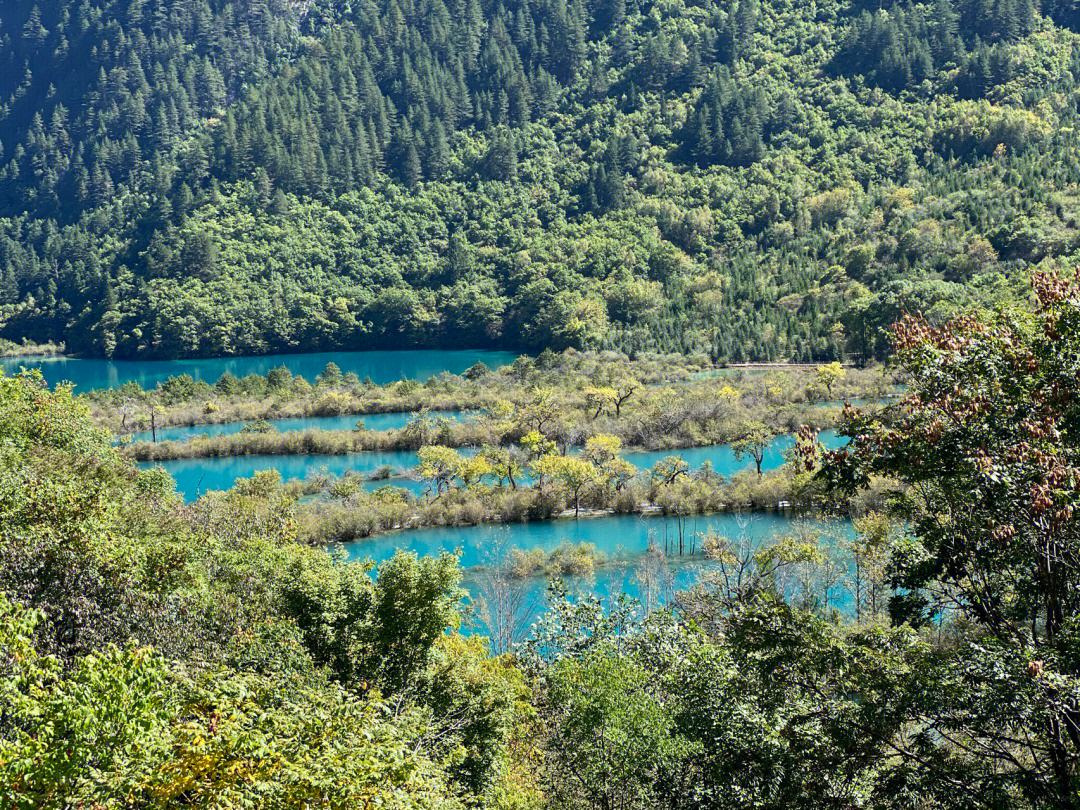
(1, 0, 1079, 359)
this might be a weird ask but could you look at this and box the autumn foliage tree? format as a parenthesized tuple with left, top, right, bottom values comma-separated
(823, 270, 1080, 804)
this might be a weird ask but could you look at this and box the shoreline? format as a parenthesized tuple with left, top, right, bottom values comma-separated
(123, 417, 850, 461)
(319, 496, 815, 546)
(0, 342, 66, 360)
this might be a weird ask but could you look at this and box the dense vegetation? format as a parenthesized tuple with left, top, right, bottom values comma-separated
(111, 357, 879, 538)
(4, 273, 1080, 806)
(100, 351, 879, 448)
(76, 351, 882, 542)
(0, 369, 534, 805)
(2, 0, 1078, 359)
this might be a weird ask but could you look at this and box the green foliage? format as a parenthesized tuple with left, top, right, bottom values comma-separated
(526, 595, 945, 809)
(13, 295, 1080, 805)
(542, 648, 699, 809)
(531, 453, 603, 516)
(730, 420, 773, 476)
(824, 271, 1080, 803)
(0, 370, 537, 806)
(1, 0, 1073, 360)
(0, 591, 469, 808)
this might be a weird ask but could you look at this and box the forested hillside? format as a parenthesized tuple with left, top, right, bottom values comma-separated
(1, 0, 1079, 359)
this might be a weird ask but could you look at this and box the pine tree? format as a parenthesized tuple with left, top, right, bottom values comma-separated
(426, 120, 450, 178)
(402, 140, 422, 187)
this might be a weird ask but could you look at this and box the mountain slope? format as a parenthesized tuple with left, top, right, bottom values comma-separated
(1, 0, 1078, 358)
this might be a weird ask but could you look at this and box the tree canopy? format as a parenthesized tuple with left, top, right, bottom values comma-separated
(0, 0, 1075, 359)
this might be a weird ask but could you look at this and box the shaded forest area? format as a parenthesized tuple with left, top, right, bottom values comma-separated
(1, 0, 1079, 359)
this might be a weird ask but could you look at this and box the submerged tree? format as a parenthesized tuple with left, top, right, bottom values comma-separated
(731, 421, 772, 477)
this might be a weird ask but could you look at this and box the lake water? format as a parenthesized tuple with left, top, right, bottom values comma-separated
(623, 430, 843, 471)
(147, 450, 438, 499)
(146, 450, 854, 640)
(1, 349, 519, 391)
(146, 430, 845, 502)
(342, 512, 855, 639)
(345, 510, 816, 568)
(126, 409, 470, 444)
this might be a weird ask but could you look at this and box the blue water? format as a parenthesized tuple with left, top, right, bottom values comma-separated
(126, 409, 469, 444)
(1, 349, 518, 392)
(346, 511, 808, 568)
(622, 430, 844, 471)
(147, 450, 436, 500)
(148, 430, 846, 502)
(344, 512, 855, 638)
(134, 423, 853, 640)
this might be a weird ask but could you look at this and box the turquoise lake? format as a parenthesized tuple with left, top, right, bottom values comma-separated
(1, 349, 519, 391)
(621, 429, 843, 472)
(145, 430, 844, 502)
(346, 510, 823, 569)
(146, 450, 437, 499)
(126, 409, 471, 444)
(343, 512, 855, 638)
(144, 451, 854, 638)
